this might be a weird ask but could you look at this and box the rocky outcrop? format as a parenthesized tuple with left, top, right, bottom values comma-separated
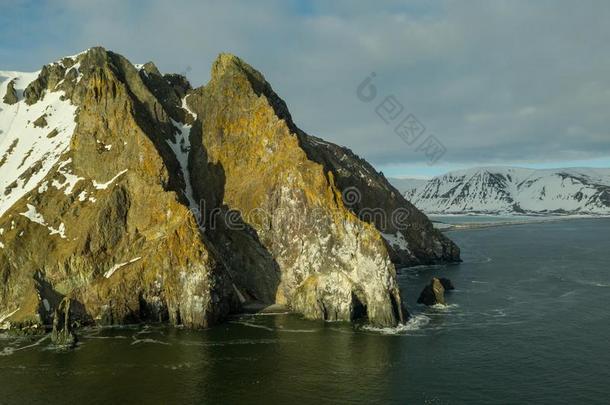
(32, 114, 48, 128)
(2, 79, 18, 104)
(417, 278, 448, 306)
(185, 53, 418, 326)
(0, 48, 460, 331)
(51, 297, 77, 347)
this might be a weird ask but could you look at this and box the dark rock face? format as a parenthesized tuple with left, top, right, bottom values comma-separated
(417, 278, 446, 306)
(3, 79, 18, 104)
(51, 298, 77, 347)
(33, 114, 48, 128)
(299, 135, 461, 266)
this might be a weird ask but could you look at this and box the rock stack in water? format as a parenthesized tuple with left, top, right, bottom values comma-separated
(51, 298, 77, 347)
(417, 277, 454, 306)
(0, 48, 460, 331)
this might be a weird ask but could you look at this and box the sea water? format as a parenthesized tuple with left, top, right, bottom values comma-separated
(1, 219, 609, 404)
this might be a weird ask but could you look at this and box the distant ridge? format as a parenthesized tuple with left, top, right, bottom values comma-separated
(400, 166, 610, 215)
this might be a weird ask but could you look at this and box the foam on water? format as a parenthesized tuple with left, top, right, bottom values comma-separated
(0, 335, 49, 356)
(2, 219, 609, 403)
(230, 321, 274, 331)
(430, 303, 460, 312)
(573, 279, 609, 288)
(559, 290, 577, 298)
(362, 314, 431, 335)
(277, 328, 318, 333)
(231, 320, 318, 333)
(179, 339, 283, 347)
(131, 338, 170, 346)
(81, 334, 129, 340)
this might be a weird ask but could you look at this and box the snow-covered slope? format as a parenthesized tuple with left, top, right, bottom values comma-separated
(405, 167, 610, 215)
(0, 69, 78, 216)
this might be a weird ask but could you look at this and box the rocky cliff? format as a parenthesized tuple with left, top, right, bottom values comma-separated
(0, 48, 459, 332)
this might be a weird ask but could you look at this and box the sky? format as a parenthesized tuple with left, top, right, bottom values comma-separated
(1, 0, 609, 178)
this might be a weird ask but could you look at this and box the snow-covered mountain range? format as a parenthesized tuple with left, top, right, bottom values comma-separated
(397, 167, 610, 215)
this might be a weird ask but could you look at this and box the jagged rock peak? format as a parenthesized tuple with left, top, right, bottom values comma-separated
(211, 53, 258, 80)
(206, 52, 294, 127)
(417, 278, 447, 306)
(140, 61, 162, 77)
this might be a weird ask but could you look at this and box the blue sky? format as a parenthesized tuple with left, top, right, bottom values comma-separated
(1, 0, 609, 178)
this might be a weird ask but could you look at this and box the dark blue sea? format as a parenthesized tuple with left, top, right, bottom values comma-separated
(1, 218, 609, 404)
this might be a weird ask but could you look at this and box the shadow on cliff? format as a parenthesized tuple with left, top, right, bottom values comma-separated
(189, 120, 282, 310)
(33, 272, 92, 327)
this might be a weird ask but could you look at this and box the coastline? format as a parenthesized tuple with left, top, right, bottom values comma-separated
(431, 214, 610, 232)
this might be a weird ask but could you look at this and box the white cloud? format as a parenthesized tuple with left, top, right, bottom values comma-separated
(3, 0, 609, 173)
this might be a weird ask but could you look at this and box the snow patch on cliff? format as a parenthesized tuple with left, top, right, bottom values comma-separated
(166, 96, 202, 226)
(51, 159, 84, 195)
(20, 203, 46, 225)
(93, 169, 128, 190)
(19, 203, 67, 238)
(168, 118, 198, 215)
(104, 257, 142, 278)
(0, 71, 78, 217)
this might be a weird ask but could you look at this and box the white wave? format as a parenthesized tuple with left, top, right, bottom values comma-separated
(0, 347, 16, 356)
(362, 314, 431, 335)
(559, 290, 577, 298)
(249, 311, 291, 316)
(472, 309, 507, 319)
(575, 280, 609, 288)
(131, 338, 169, 346)
(180, 339, 282, 347)
(467, 256, 493, 264)
(491, 309, 506, 317)
(0, 335, 49, 356)
(277, 328, 318, 333)
(164, 363, 194, 370)
(230, 321, 274, 331)
(430, 303, 460, 312)
(81, 334, 129, 340)
(230, 320, 317, 333)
